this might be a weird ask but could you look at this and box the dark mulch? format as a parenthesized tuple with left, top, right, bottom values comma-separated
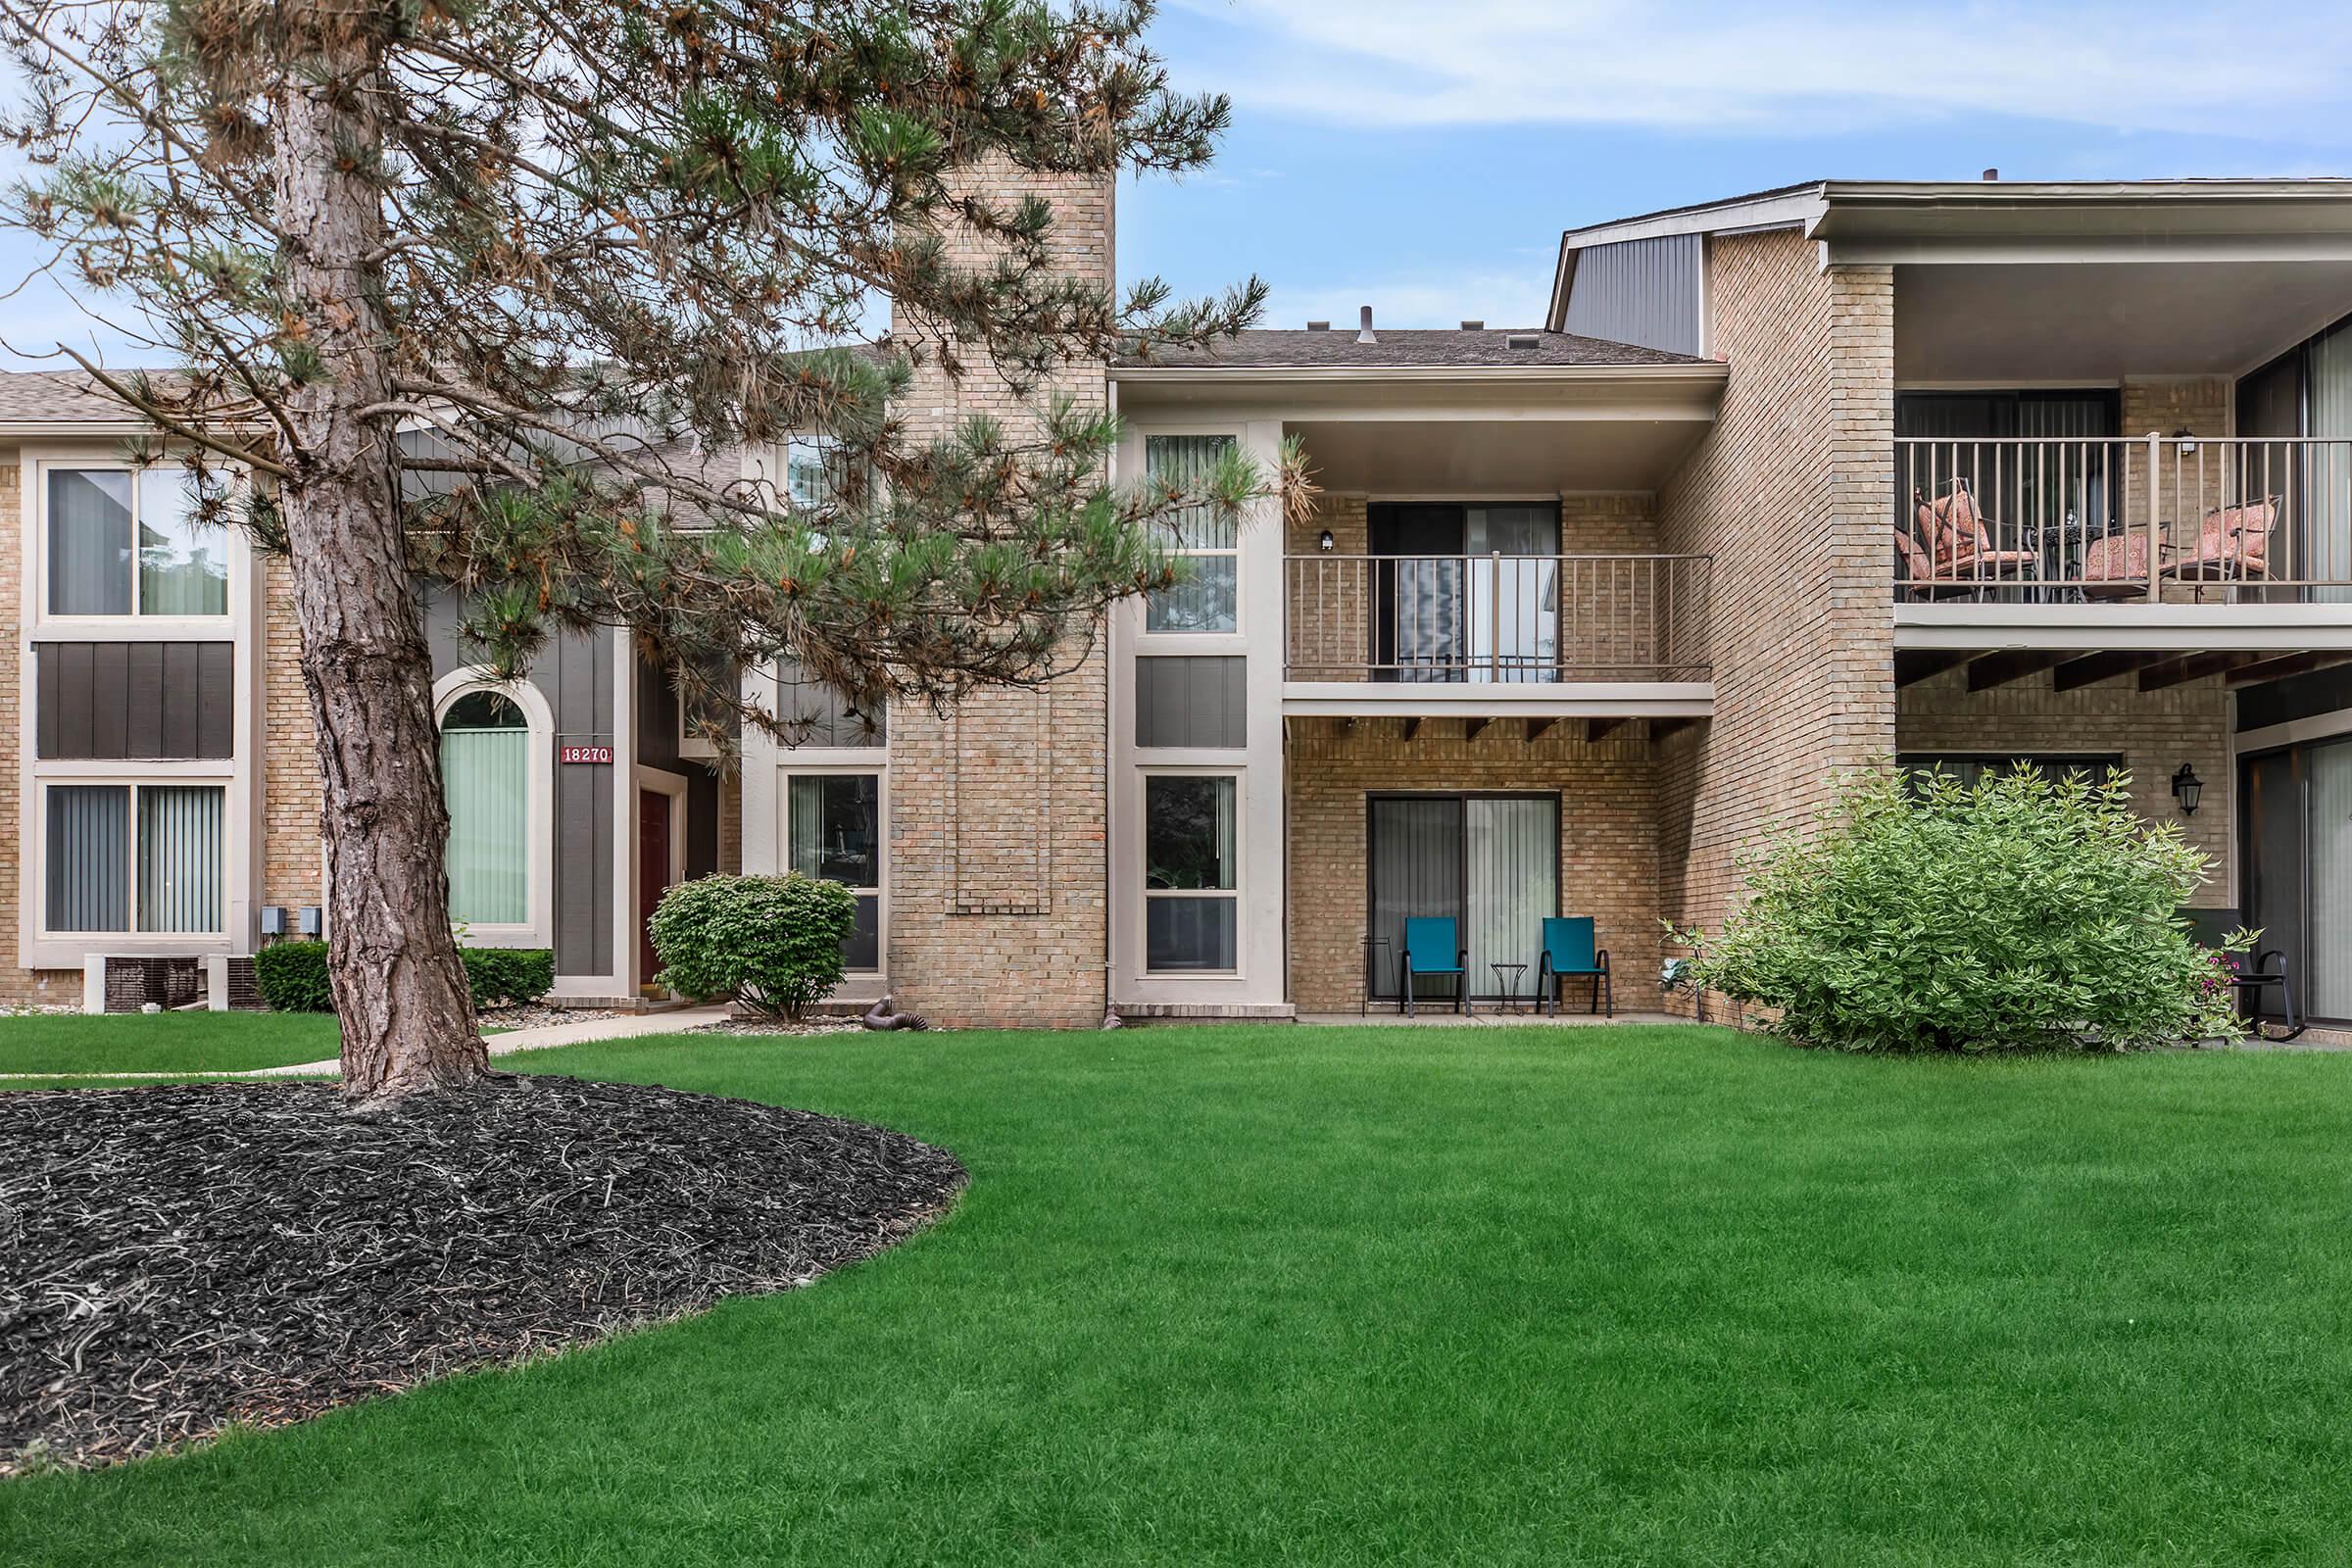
(0, 1074, 965, 1473)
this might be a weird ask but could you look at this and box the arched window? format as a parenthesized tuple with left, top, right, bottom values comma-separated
(439, 689, 530, 925)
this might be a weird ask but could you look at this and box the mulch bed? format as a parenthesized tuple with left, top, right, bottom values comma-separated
(0, 1074, 965, 1473)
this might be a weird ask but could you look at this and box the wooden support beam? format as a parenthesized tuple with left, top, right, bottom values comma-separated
(1462, 716, 1492, 743)
(2224, 650, 2352, 688)
(1894, 650, 1972, 688)
(2050, 651, 2159, 694)
(2139, 651, 2260, 692)
(1524, 717, 1557, 744)
(1587, 717, 1625, 744)
(1965, 650, 2066, 693)
(1400, 716, 1422, 742)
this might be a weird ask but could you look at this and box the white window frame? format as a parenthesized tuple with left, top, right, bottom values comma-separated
(1140, 766, 1242, 976)
(780, 763, 887, 978)
(32, 772, 233, 942)
(1141, 432, 1243, 638)
(34, 459, 236, 628)
(432, 669, 556, 949)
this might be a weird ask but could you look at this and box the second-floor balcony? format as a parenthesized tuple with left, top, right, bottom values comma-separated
(1284, 553, 1712, 689)
(1895, 435, 2352, 606)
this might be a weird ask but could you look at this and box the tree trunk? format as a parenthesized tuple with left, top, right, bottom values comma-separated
(275, 3, 485, 1102)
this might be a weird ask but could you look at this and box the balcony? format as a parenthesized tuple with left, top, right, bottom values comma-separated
(1893, 435, 2352, 656)
(1283, 553, 1712, 717)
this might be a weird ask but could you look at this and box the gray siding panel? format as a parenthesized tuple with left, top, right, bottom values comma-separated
(1135, 656, 1246, 749)
(1562, 234, 1703, 358)
(36, 642, 233, 759)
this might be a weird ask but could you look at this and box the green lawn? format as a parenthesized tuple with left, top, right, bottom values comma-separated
(0, 1011, 340, 1074)
(9, 1024, 2352, 1565)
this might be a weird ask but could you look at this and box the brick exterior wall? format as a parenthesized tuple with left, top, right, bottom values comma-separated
(1654, 233, 1898, 1007)
(259, 555, 323, 915)
(1286, 717, 1660, 1013)
(1896, 666, 2235, 905)
(882, 159, 1113, 1027)
(0, 459, 78, 1005)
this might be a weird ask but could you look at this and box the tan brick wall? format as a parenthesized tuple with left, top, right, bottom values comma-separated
(1896, 666, 2234, 905)
(718, 774, 742, 875)
(2119, 376, 2241, 595)
(259, 555, 323, 915)
(883, 158, 1112, 1028)
(0, 459, 78, 1005)
(1286, 717, 1660, 1013)
(1654, 233, 1898, 990)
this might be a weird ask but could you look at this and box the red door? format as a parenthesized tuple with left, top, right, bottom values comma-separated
(638, 789, 672, 988)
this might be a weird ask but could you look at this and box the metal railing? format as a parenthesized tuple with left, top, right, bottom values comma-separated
(1895, 435, 2352, 603)
(1284, 553, 1712, 682)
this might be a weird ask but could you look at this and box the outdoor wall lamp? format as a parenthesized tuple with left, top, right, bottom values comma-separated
(2174, 426, 2199, 455)
(2172, 763, 2203, 816)
(1317, 528, 1336, 553)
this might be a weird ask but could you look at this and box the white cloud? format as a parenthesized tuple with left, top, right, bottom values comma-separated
(1172, 1, 2352, 138)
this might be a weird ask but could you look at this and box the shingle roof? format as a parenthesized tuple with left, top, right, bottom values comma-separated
(1112, 327, 1708, 370)
(0, 368, 159, 424)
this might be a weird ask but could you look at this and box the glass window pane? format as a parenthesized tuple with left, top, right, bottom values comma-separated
(1145, 556, 1237, 633)
(441, 697, 529, 924)
(1145, 775, 1236, 891)
(777, 659, 884, 748)
(137, 785, 224, 933)
(789, 774, 880, 889)
(136, 468, 227, 615)
(786, 436, 834, 510)
(844, 893, 881, 971)
(1147, 896, 1236, 971)
(48, 470, 133, 615)
(1145, 436, 1238, 550)
(46, 784, 128, 932)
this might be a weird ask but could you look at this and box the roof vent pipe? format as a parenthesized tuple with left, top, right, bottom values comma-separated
(1982, 167, 1999, 180)
(1356, 305, 1377, 344)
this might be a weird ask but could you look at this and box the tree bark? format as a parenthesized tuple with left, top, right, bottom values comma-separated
(275, 2, 485, 1102)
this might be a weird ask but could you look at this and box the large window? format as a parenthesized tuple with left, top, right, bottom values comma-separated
(1144, 435, 1238, 633)
(439, 690, 530, 925)
(1144, 773, 1238, 971)
(788, 772, 882, 970)
(44, 782, 225, 934)
(47, 467, 226, 617)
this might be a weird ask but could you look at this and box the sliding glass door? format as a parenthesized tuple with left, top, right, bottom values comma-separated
(1369, 504, 1560, 682)
(1368, 794, 1557, 1001)
(2241, 739, 2352, 1023)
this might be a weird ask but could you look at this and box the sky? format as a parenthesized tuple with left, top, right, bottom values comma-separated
(6, 1, 2352, 366)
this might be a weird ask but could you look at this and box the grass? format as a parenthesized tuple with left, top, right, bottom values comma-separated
(9, 1023, 2352, 1565)
(0, 1011, 340, 1075)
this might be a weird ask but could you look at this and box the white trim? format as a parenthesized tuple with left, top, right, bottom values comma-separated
(632, 764, 690, 992)
(1280, 681, 1713, 718)
(776, 761, 889, 997)
(1136, 766, 1245, 981)
(1893, 604, 2352, 653)
(24, 456, 237, 633)
(27, 777, 236, 967)
(431, 667, 556, 950)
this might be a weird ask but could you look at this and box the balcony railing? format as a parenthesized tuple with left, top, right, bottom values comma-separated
(1895, 435, 2352, 603)
(1284, 554, 1712, 683)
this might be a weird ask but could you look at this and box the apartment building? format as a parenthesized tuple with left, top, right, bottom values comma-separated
(9, 174, 2351, 1027)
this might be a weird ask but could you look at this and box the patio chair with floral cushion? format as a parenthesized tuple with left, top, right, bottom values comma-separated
(2163, 496, 2279, 587)
(1904, 479, 2036, 592)
(2079, 529, 2155, 600)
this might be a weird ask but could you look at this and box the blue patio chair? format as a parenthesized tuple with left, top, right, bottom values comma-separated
(1538, 916, 1612, 1018)
(1400, 916, 1470, 1017)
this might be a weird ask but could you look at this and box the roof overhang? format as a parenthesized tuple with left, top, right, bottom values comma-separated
(1110, 362, 1728, 419)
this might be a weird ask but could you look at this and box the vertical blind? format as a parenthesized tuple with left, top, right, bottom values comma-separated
(2311, 742, 2352, 1019)
(1144, 435, 1238, 632)
(46, 785, 128, 932)
(2309, 321, 2352, 598)
(137, 785, 223, 933)
(48, 470, 133, 616)
(441, 695, 530, 924)
(1466, 798, 1557, 981)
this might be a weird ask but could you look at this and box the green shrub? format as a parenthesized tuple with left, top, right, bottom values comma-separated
(463, 948, 555, 1008)
(1678, 765, 2251, 1053)
(256, 940, 553, 1012)
(648, 873, 855, 1016)
(254, 939, 333, 1012)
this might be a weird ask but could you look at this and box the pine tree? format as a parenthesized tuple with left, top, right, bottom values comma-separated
(0, 0, 1275, 1101)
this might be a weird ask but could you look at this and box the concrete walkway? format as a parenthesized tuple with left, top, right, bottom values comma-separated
(2, 1004, 733, 1082)
(1297, 1009, 1680, 1027)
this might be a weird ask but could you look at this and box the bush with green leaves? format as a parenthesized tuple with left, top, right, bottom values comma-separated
(462, 948, 555, 1009)
(255, 940, 333, 1012)
(648, 874, 856, 1017)
(1677, 765, 2251, 1052)
(259, 940, 553, 1012)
